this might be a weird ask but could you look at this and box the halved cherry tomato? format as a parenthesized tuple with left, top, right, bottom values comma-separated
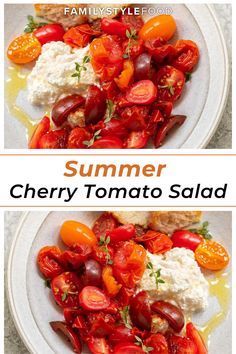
(139, 15, 176, 42)
(63, 24, 99, 48)
(169, 335, 197, 354)
(122, 38, 144, 59)
(156, 66, 185, 102)
(52, 94, 85, 127)
(121, 106, 149, 131)
(101, 18, 130, 37)
(171, 230, 203, 252)
(60, 245, 92, 270)
(116, 287, 135, 307)
(126, 130, 149, 149)
(90, 136, 123, 149)
(101, 119, 129, 140)
(63, 308, 83, 325)
(113, 342, 144, 354)
(195, 240, 230, 271)
(115, 59, 134, 90)
(186, 323, 207, 354)
(151, 301, 185, 332)
(130, 290, 152, 330)
(38, 129, 68, 149)
(90, 35, 123, 81)
(60, 220, 97, 247)
(108, 224, 136, 243)
(144, 334, 169, 354)
(50, 321, 82, 354)
(109, 325, 135, 346)
(172, 40, 199, 73)
(102, 81, 120, 100)
(37, 246, 64, 279)
(28, 116, 50, 149)
(149, 44, 176, 64)
(155, 115, 187, 148)
(92, 213, 118, 237)
(102, 266, 122, 297)
(79, 286, 110, 310)
(113, 241, 146, 288)
(120, 12, 144, 32)
(67, 127, 91, 149)
(51, 272, 81, 308)
(7, 33, 41, 64)
(153, 101, 173, 119)
(87, 336, 110, 354)
(84, 85, 106, 125)
(126, 80, 157, 105)
(87, 311, 115, 337)
(144, 232, 173, 254)
(92, 244, 114, 266)
(34, 24, 65, 45)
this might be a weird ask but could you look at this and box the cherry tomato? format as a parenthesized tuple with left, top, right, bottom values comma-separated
(67, 127, 91, 149)
(87, 311, 115, 337)
(120, 12, 144, 32)
(122, 38, 144, 60)
(145, 232, 173, 254)
(82, 259, 102, 287)
(126, 80, 157, 105)
(151, 301, 185, 332)
(154, 115, 187, 148)
(126, 130, 149, 149)
(87, 337, 110, 354)
(50, 321, 82, 353)
(101, 18, 129, 37)
(115, 59, 134, 91)
(195, 240, 230, 271)
(101, 119, 129, 140)
(109, 325, 135, 346)
(63, 308, 83, 325)
(146, 109, 164, 136)
(121, 106, 149, 131)
(116, 287, 135, 307)
(38, 129, 68, 149)
(169, 335, 197, 354)
(28, 116, 50, 149)
(114, 342, 144, 354)
(51, 272, 81, 308)
(144, 334, 169, 354)
(79, 286, 110, 310)
(130, 291, 152, 330)
(60, 220, 97, 247)
(134, 53, 153, 81)
(7, 33, 41, 64)
(171, 230, 203, 252)
(37, 246, 64, 279)
(102, 81, 120, 100)
(90, 35, 123, 81)
(92, 244, 114, 266)
(139, 15, 176, 42)
(34, 24, 65, 45)
(172, 40, 199, 73)
(102, 266, 122, 297)
(134, 229, 157, 243)
(186, 323, 207, 354)
(63, 24, 96, 48)
(153, 101, 173, 119)
(60, 244, 92, 270)
(113, 241, 146, 288)
(52, 94, 85, 127)
(108, 224, 136, 243)
(156, 66, 185, 102)
(84, 85, 106, 125)
(92, 213, 118, 237)
(90, 136, 123, 149)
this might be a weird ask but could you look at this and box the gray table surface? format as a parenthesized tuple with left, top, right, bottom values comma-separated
(4, 5, 232, 354)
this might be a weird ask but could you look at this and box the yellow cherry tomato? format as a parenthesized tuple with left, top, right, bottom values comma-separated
(195, 240, 230, 271)
(7, 33, 41, 64)
(139, 15, 176, 42)
(60, 220, 97, 247)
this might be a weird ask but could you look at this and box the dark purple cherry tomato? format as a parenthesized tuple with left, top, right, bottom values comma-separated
(134, 53, 152, 81)
(130, 291, 152, 330)
(151, 301, 185, 332)
(82, 259, 102, 287)
(52, 95, 85, 127)
(50, 321, 82, 353)
(109, 325, 135, 346)
(84, 85, 106, 125)
(155, 115, 187, 148)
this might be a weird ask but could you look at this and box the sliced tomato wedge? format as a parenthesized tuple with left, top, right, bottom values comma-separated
(186, 323, 208, 354)
(90, 136, 123, 149)
(154, 115, 186, 148)
(38, 129, 68, 149)
(50, 321, 82, 353)
(87, 336, 110, 354)
(28, 116, 50, 149)
(126, 130, 149, 149)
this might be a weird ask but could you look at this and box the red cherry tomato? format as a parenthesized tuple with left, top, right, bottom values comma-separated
(151, 301, 185, 332)
(92, 213, 118, 237)
(120, 12, 144, 32)
(37, 246, 64, 279)
(122, 38, 144, 60)
(121, 105, 149, 131)
(155, 115, 187, 148)
(126, 80, 157, 105)
(113, 342, 144, 354)
(156, 65, 185, 102)
(63, 308, 83, 325)
(169, 335, 197, 354)
(84, 85, 106, 125)
(126, 130, 149, 149)
(51, 272, 81, 308)
(34, 24, 65, 45)
(172, 40, 199, 73)
(109, 325, 135, 346)
(144, 334, 169, 354)
(87, 337, 110, 354)
(92, 244, 114, 266)
(101, 18, 130, 37)
(67, 127, 91, 149)
(186, 323, 207, 354)
(60, 245, 92, 270)
(101, 119, 129, 140)
(108, 224, 136, 243)
(90, 136, 123, 149)
(28, 116, 50, 149)
(52, 94, 85, 127)
(130, 290, 152, 330)
(63, 24, 100, 48)
(145, 232, 173, 254)
(153, 101, 173, 119)
(79, 286, 110, 311)
(171, 230, 203, 251)
(50, 321, 82, 354)
(87, 311, 115, 337)
(38, 129, 68, 149)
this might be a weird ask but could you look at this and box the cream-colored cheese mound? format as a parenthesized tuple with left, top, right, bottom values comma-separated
(139, 248, 208, 314)
(27, 41, 97, 106)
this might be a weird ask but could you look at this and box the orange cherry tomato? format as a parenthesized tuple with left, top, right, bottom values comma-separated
(7, 33, 41, 64)
(60, 221, 97, 247)
(139, 15, 176, 42)
(114, 59, 134, 91)
(102, 266, 122, 297)
(195, 240, 230, 271)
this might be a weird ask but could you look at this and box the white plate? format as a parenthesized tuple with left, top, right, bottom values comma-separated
(4, 4, 229, 149)
(7, 211, 231, 354)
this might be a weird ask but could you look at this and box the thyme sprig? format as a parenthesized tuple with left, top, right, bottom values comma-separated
(24, 15, 47, 33)
(98, 235, 113, 265)
(189, 221, 212, 240)
(104, 99, 115, 123)
(123, 29, 138, 59)
(147, 262, 165, 289)
(120, 306, 132, 329)
(72, 56, 90, 82)
(135, 336, 153, 353)
(83, 129, 101, 147)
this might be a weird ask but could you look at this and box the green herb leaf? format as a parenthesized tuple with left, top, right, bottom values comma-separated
(147, 262, 165, 289)
(72, 56, 90, 82)
(189, 221, 212, 240)
(83, 129, 101, 147)
(104, 99, 115, 123)
(61, 290, 68, 302)
(124, 29, 138, 59)
(135, 336, 153, 353)
(185, 72, 192, 82)
(121, 306, 132, 329)
(24, 15, 47, 33)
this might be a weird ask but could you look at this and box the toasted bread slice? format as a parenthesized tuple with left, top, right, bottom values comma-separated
(34, 4, 88, 29)
(112, 211, 149, 228)
(149, 211, 202, 235)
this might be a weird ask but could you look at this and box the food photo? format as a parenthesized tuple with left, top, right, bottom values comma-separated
(5, 211, 231, 353)
(4, 4, 231, 149)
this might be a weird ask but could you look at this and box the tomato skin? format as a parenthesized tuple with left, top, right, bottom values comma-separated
(84, 85, 107, 125)
(67, 127, 91, 149)
(195, 240, 230, 271)
(28, 116, 50, 149)
(186, 323, 207, 354)
(153, 101, 173, 119)
(92, 213, 118, 238)
(63, 24, 97, 48)
(130, 291, 152, 330)
(126, 80, 157, 105)
(79, 286, 110, 311)
(63, 308, 83, 325)
(7, 33, 41, 64)
(51, 272, 82, 308)
(37, 246, 64, 279)
(90, 136, 124, 149)
(154, 115, 186, 148)
(169, 334, 198, 354)
(171, 230, 203, 252)
(151, 301, 185, 333)
(120, 12, 144, 32)
(87, 311, 115, 337)
(101, 18, 130, 37)
(60, 220, 97, 247)
(60, 245, 92, 270)
(108, 224, 136, 243)
(113, 342, 144, 354)
(126, 130, 149, 149)
(172, 40, 199, 73)
(144, 334, 169, 354)
(50, 321, 82, 354)
(38, 129, 68, 149)
(156, 66, 185, 102)
(34, 24, 65, 45)
(87, 336, 110, 354)
(139, 15, 176, 42)
(92, 245, 114, 266)
(52, 94, 85, 127)
(101, 119, 129, 140)
(121, 106, 149, 131)
(145, 232, 173, 254)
